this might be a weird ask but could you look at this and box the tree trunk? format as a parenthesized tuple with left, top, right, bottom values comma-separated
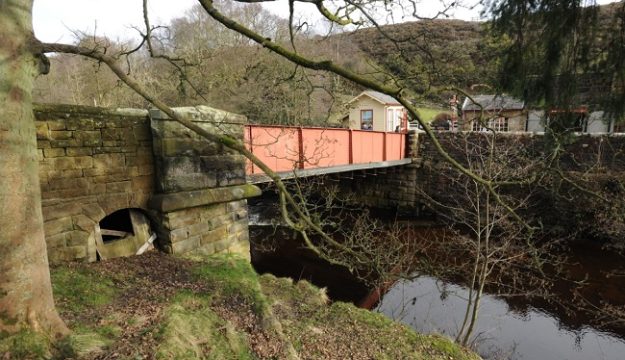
(0, 0, 68, 337)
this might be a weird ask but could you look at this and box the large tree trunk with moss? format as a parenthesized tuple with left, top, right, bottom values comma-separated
(0, 0, 68, 337)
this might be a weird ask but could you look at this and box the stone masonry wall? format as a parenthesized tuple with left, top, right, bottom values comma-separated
(148, 106, 260, 257)
(36, 104, 154, 263)
(35, 104, 260, 263)
(334, 130, 422, 214)
(336, 131, 625, 218)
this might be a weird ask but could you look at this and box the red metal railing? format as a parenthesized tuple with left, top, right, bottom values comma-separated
(244, 125, 406, 175)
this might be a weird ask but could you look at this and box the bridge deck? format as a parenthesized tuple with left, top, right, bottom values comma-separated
(247, 158, 412, 183)
(244, 125, 408, 181)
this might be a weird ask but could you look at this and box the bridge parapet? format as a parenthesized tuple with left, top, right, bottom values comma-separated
(148, 107, 260, 255)
(35, 104, 259, 263)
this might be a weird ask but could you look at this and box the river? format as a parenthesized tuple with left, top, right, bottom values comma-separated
(249, 202, 625, 359)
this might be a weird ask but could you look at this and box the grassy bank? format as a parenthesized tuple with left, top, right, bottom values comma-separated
(1, 252, 479, 359)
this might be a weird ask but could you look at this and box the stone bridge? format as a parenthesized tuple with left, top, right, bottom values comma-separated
(36, 104, 259, 263)
(36, 102, 625, 263)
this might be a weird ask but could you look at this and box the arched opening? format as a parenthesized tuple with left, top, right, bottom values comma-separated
(99, 209, 135, 243)
(95, 208, 156, 260)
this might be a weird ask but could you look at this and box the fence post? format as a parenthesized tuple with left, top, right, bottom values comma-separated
(298, 127, 305, 169)
(382, 132, 387, 161)
(348, 129, 353, 164)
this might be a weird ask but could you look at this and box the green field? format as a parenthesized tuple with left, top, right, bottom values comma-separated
(416, 107, 446, 123)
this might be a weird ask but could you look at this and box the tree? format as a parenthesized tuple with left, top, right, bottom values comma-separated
(0, 0, 68, 337)
(414, 129, 553, 346)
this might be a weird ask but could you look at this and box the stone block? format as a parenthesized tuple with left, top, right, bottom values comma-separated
(106, 181, 132, 194)
(200, 227, 228, 245)
(36, 123, 49, 140)
(101, 128, 124, 141)
(49, 130, 73, 140)
(226, 200, 245, 212)
(97, 193, 130, 215)
(193, 242, 215, 256)
(66, 118, 95, 131)
(82, 203, 106, 222)
(129, 193, 151, 209)
(199, 204, 227, 222)
(138, 164, 154, 176)
(73, 214, 96, 232)
(88, 183, 106, 195)
(164, 214, 199, 229)
(42, 201, 83, 221)
(75, 131, 102, 146)
(50, 139, 81, 147)
(49, 246, 88, 264)
(186, 222, 210, 237)
(234, 209, 248, 221)
(212, 237, 234, 253)
(104, 119, 127, 128)
(133, 125, 152, 141)
(37, 140, 51, 149)
(125, 154, 152, 166)
(131, 176, 153, 192)
(44, 217, 74, 236)
(93, 153, 125, 169)
(47, 177, 90, 191)
(46, 232, 68, 248)
(171, 235, 200, 254)
(67, 230, 90, 246)
(168, 227, 190, 243)
(94, 119, 106, 129)
(47, 120, 66, 131)
(150, 184, 261, 212)
(228, 220, 248, 235)
(102, 141, 123, 147)
(208, 214, 231, 229)
(84, 167, 128, 178)
(46, 168, 83, 180)
(66, 147, 93, 156)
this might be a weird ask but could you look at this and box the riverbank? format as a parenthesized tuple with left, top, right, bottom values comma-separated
(0, 251, 479, 359)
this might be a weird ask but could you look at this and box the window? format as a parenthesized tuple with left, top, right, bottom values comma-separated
(361, 110, 373, 130)
(471, 117, 508, 132)
(489, 117, 509, 132)
(472, 119, 482, 132)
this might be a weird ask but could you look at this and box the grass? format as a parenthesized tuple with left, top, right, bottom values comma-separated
(190, 253, 269, 316)
(2, 252, 480, 359)
(155, 293, 254, 360)
(416, 107, 446, 123)
(51, 266, 117, 312)
(0, 330, 50, 359)
(260, 273, 480, 360)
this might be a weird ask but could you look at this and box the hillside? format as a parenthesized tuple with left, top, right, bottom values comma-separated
(0, 252, 480, 359)
(331, 18, 500, 104)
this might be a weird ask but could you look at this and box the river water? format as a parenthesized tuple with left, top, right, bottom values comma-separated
(377, 275, 625, 360)
(249, 202, 625, 359)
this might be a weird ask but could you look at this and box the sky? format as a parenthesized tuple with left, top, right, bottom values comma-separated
(33, 0, 620, 44)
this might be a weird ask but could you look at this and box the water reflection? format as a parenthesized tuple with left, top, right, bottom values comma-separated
(377, 276, 625, 360)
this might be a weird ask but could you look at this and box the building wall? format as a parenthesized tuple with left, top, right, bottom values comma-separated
(461, 110, 527, 132)
(35, 104, 259, 263)
(348, 97, 387, 131)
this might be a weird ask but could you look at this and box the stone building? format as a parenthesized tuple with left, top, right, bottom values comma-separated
(461, 94, 526, 132)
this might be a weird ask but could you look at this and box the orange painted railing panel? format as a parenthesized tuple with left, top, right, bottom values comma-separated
(245, 125, 406, 175)
(300, 128, 351, 168)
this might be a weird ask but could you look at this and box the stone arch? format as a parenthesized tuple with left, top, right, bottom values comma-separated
(91, 207, 158, 260)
